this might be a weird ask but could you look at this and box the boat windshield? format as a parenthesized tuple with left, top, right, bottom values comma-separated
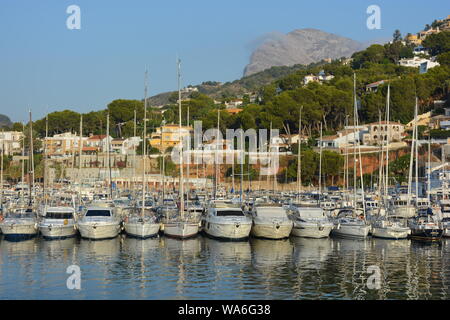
(45, 212, 73, 219)
(255, 208, 286, 217)
(85, 210, 111, 217)
(216, 210, 244, 217)
(6, 212, 34, 219)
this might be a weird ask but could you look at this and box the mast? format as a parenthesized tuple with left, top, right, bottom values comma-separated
(214, 108, 220, 198)
(297, 106, 302, 201)
(428, 129, 431, 202)
(28, 110, 34, 206)
(106, 112, 112, 200)
(186, 105, 190, 194)
(240, 127, 244, 204)
(353, 73, 365, 214)
(352, 74, 358, 210)
(407, 98, 418, 207)
(377, 109, 384, 201)
(177, 59, 185, 219)
(78, 114, 83, 204)
(142, 70, 148, 217)
(43, 113, 48, 206)
(0, 131, 3, 213)
(345, 115, 349, 193)
(133, 108, 137, 193)
(415, 97, 419, 199)
(319, 122, 322, 202)
(384, 85, 390, 201)
(21, 122, 25, 204)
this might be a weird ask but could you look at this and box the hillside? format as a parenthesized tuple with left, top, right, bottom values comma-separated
(147, 61, 327, 106)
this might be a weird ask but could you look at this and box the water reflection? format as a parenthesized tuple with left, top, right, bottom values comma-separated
(250, 238, 292, 270)
(1, 235, 450, 299)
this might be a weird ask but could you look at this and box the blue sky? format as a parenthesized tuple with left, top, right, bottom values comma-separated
(1, 0, 449, 122)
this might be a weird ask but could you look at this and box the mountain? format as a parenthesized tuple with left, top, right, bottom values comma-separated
(243, 28, 368, 76)
(0, 114, 12, 128)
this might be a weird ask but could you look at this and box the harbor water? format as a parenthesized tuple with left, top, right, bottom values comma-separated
(1, 235, 449, 300)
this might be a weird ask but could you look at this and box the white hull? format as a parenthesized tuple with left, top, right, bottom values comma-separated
(391, 206, 416, 219)
(371, 226, 409, 239)
(250, 223, 293, 239)
(163, 222, 199, 239)
(331, 224, 370, 239)
(291, 222, 333, 238)
(77, 222, 121, 240)
(204, 221, 252, 240)
(124, 222, 160, 238)
(39, 224, 77, 239)
(444, 228, 450, 238)
(0, 222, 38, 236)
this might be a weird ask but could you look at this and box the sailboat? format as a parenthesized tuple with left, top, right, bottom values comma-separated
(163, 59, 199, 239)
(124, 70, 160, 239)
(371, 84, 410, 239)
(408, 97, 443, 241)
(0, 111, 38, 240)
(331, 74, 370, 239)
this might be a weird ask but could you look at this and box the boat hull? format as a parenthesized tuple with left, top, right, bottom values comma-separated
(77, 222, 121, 240)
(163, 222, 199, 239)
(39, 224, 78, 239)
(124, 222, 160, 239)
(250, 223, 293, 239)
(331, 224, 370, 239)
(203, 221, 251, 240)
(291, 222, 333, 239)
(409, 228, 443, 241)
(371, 226, 409, 240)
(0, 223, 38, 240)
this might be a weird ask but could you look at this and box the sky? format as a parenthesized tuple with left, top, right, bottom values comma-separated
(0, 0, 449, 122)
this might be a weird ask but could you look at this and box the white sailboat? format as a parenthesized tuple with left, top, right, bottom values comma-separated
(124, 70, 160, 239)
(371, 84, 410, 239)
(331, 74, 369, 239)
(163, 58, 199, 239)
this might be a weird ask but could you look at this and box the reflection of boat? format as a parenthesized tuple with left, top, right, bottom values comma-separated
(202, 236, 251, 264)
(78, 237, 121, 258)
(41, 237, 77, 257)
(122, 236, 160, 254)
(162, 236, 202, 257)
(291, 237, 332, 269)
(0, 237, 39, 255)
(250, 238, 292, 269)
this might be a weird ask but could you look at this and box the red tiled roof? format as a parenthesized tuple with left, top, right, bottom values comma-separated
(88, 135, 107, 140)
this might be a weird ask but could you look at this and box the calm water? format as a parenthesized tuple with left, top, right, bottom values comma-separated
(1, 234, 450, 300)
